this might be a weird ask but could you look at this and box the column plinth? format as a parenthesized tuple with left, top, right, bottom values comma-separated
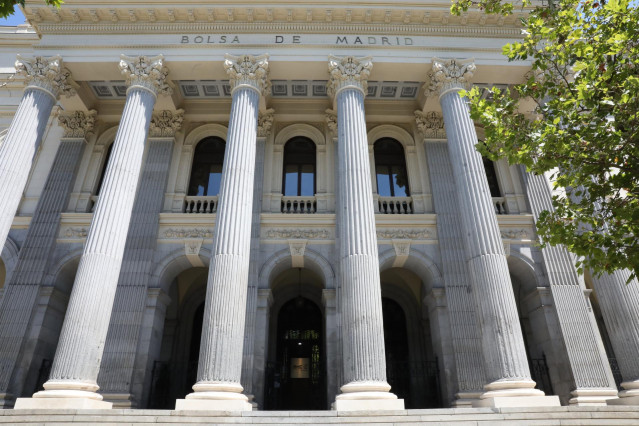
(328, 56, 403, 412)
(0, 55, 75, 254)
(429, 58, 558, 408)
(176, 54, 268, 412)
(14, 55, 169, 410)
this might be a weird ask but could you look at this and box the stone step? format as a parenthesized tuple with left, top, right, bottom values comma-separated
(1, 407, 639, 425)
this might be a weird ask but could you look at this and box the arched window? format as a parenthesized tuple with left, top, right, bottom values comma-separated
(95, 143, 114, 196)
(282, 137, 316, 197)
(187, 137, 226, 196)
(374, 138, 410, 197)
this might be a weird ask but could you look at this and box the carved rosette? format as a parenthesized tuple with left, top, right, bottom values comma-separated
(57, 110, 97, 138)
(428, 58, 476, 97)
(15, 55, 77, 99)
(415, 111, 446, 139)
(119, 54, 171, 96)
(327, 55, 373, 99)
(325, 109, 337, 135)
(224, 53, 270, 96)
(149, 109, 184, 137)
(257, 108, 275, 137)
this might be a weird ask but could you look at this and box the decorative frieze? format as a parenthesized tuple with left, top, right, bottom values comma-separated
(149, 109, 184, 137)
(15, 55, 76, 99)
(224, 53, 270, 96)
(265, 228, 329, 239)
(61, 227, 89, 238)
(500, 229, 530, 240)
(164, 228, 213, 239)
(415, 111, 446, 139)
(119, 54, 171, 95)
(428, 58, 476, 96)
(58, 110, 97, 138)
(325, 109, 337, 135)
(327, 55, 373, 98)
(257, 108, 275, 137)
(377, 228, 433, 240)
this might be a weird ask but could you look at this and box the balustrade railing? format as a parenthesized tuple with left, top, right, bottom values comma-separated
(183, 196, 218, 214)
(492, 197, 508, 215)
(378, 196, 413, 214)
(281, 196, 316, 214)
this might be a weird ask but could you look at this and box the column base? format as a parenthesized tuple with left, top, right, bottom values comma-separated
(14, 379, 113, 410)
(175, 382, 253, 412)
(332, 381, 405, 411)
(101, 392, 135, 408)
(473, 379, 560, 408)
(608, 380, 639, 406)
(569, 389, 618, 406)
(452, 391, 483, 408)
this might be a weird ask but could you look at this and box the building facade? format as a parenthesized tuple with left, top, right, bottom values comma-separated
(0, 0, 638, 412)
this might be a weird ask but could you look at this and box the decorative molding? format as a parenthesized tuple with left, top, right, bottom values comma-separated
(257, 108, 275, 137)
(58, 110, 97, 138)
(327, 55, 373, 99)
(164, 228, 213, 239)
(415, 111, 446, 139)
(325, 108, 337, 135)
(288, 239, 307, 268)
(61, 227, 88, 238)
(15, 55, 76, 99)
(119, 54, 171, 95)
(500, 229, 530, 239)
(377, 228, 433, 239)
(427, 57, 476, 96)
(185, 238, 205, 267)
(265, 228, 329, 239)
(392, 239, 411, 268)
(224, 53, 270, 96)
(149, 109, 184, 137)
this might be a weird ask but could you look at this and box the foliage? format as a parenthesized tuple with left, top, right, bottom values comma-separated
(0, 0, 62, 19)
(452, 0, 639, 280)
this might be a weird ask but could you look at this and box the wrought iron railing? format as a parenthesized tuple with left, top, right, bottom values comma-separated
(530, 354, 554, 395)
(385, 359, 442, 409)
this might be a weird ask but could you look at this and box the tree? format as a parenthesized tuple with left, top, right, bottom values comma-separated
(452, 0, 639, 280)
(1, 0, 62, 19)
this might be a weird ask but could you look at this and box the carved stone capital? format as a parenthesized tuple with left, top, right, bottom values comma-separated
(119, 54, 171, 96)
(15, 55, 77, 99)
(428, 58, 476, 97)
(257, 108, 275, 137)
(149, 109, 184, 137)
(325, 109, 337, 135)
(327, 55, 373, 99)
(415, 111, 446, 139)
(224, 53, 270, 96)
(58, 110, 97, 138)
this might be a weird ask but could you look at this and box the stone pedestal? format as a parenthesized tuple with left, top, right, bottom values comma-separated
(176, 54, 268, 412)
(15, 55, 169, 410)
(328, 56, 403, 411)
(430, 58, 557, 408)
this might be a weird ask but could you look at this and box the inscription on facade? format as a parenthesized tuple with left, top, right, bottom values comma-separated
(180, 35, 413, 46)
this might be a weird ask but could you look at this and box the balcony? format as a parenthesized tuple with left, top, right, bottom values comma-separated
(184, 196, 218, 214)
(281, 196, 316, 214)
(378, 196, 414, 214)
(492, 197, 509, 215)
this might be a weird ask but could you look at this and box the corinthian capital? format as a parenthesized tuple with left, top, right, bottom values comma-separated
(327, 55, 372, 99)
(149, 109, 184, 137)
(224, 54, 270, 96)
(119, 54, 171, 96)
(257, 108, 275, 137)
(58, 110, 97, 138)
(15, 55, 77, 99)
(428, 58, 476, 97)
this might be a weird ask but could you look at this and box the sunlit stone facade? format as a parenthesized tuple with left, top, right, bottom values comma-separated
(0, 0, 637, 412)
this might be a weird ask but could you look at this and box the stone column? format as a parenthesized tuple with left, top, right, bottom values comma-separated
(15, 55, 170, 410)
(429, 58, 558, 407)
(98, 110, 183, 408)
(520, 169, 617, 405)
(0, 111, 94, 407)
(328, 55, 403, 411)
(0, 56, 75, 252)
(176, 54, 269, 411)
(593, 271, 639, 405)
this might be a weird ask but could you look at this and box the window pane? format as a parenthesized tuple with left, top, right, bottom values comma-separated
(284, 164, 299, 196)
(207, 164, 223, 196)
(300, 164, 315, 196)
(391, 166, 408, 197)
(376, 165, 392, 197)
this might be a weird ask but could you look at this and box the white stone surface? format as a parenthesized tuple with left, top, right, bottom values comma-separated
(473, 395, 561, 408)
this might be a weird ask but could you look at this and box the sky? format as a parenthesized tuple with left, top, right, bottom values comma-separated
(0, 5, 26, 27)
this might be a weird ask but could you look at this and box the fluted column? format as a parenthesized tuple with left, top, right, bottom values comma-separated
(430, 58, 557, 407)
(0, 111, 93, 407)
(98, 110, 182, 408)
(328, 56, 403, 411)
(520, 168, 617, 405)
(176, 54, 269, 412)
(592, 270, 639, 405)
(15, 55, 170, 410)
(0, 56, 76, 253)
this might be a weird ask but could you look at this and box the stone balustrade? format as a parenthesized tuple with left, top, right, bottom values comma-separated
(281, 196, 316, 214)
(184, 195, 219, 214)
(378, 196, 413, 214)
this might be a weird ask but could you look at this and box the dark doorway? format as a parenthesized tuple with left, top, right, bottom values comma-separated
(266, 297, 325, 410)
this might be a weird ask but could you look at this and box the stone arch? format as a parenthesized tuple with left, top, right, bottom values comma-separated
(1, 236, 19, 289)
(151, 247, 212, 294)
(43, 248, 84, 292)
(379, 246, 444, 293)
(507, 250, 543, 293)
(274, 123, 325, 147)
(367, 124, 415, 148)
(258, 247, 335, 290)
